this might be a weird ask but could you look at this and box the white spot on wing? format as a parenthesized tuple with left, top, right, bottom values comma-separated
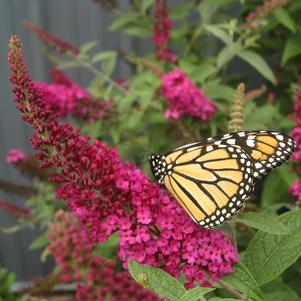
(247, 140, 255, 147)
(227, 139, 236, 144)
(255, 162, 262, 169)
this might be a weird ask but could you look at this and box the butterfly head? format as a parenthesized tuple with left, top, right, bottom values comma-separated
(149, 154, 167, 185)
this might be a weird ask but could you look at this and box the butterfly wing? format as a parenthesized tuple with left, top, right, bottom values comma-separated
(175, 131, 296, 181)
(215, 131, 296, 181)
(150, 130, 296, 228)
(163, 143, 255, 228)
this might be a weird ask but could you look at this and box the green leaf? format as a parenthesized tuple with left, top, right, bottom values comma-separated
(278, 163, 298, 186)
(123, 25, 151, 37)
(141, 0, 153, 11)
(82, 120, 102, 140)
(93, 232, 119, 259)
(222, 263, 264, 301)
(281, 35, 301, 65)
(118, 90, 138, 111)
(169, 2, 194, 20)
(178, 60, 199, 77)
(179, 287, 214, 301)
(198, 0, 236, 23)
(242, 209, 301, 285)
(109, 12, 139, 31)
(195, 62, 217, 83)
(237, 50, 275, 83)
(92, 51, 116, 63)
(128, 111, 144, 129)
(261, 168, 291, 207)
(236, 212, 291, 235)
(80, 41, 98, 54)
(265, 292, 300, 301)
(263, 280, 300, 301)
(128, 260, 186, 301)
(203, 24, 231, 44)
(41, 247, 50, 262)
(92, 51, 117, 76)
(204, 84, 235, 101)
(29, 233, 49, 250)
(245, 103, 279, 130)
(288, 1, 301, 12)
(209, 297, 241, 301)
(217, 45, 240, 68)
(273, 7, 296, 32)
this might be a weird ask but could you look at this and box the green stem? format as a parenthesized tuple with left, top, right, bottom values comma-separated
(209, 31, 252, 80)
(219, 279, 245, 300)
(70, 54, 127, 95)
(183, 25, 203, 57)
(229, 220, 238, 255)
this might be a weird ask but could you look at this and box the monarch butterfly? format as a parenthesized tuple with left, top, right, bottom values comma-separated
(149, 131, 296, 228)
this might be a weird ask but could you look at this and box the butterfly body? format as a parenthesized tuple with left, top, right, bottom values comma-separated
(149, 131, 296, 228)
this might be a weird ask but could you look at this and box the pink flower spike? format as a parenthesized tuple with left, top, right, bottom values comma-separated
(152, 0, 176, 63)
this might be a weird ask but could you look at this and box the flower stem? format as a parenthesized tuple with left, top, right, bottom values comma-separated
(219, 279, 245, 300)
(229, 220, 238, 255)
(68, 53, 127, 95)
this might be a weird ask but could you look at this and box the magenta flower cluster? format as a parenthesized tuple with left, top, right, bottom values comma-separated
(48, 210, 160, 301)
(34, 68, 89, 118)
(35, 68, 111, 122)
(8, 35, 238, 288)
(152, 0, 176, 63)
(5, 149, 26, 164)
(161, 70, 216, 121)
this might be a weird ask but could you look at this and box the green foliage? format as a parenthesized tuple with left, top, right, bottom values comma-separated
(93, 232, 119, 260)
(263, 279, 301, 301)
(282, 35, 301, 65)
(237, 50, 275, 83)
(179, 287, 215, 301)
(0, 265, 19, 301)
(236, 212, 291, 235)
(273, 8, 296, 32)
(222, 263, 264, 301)
(261, 166, 296, 207)
(26, 182, 63, 230)
(29, 233, 49, 250)
(209, 297, 241, 301)
(242, 209, 301, 285)
(128, 260, 214, 300)
(129, 260, 186, 300)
